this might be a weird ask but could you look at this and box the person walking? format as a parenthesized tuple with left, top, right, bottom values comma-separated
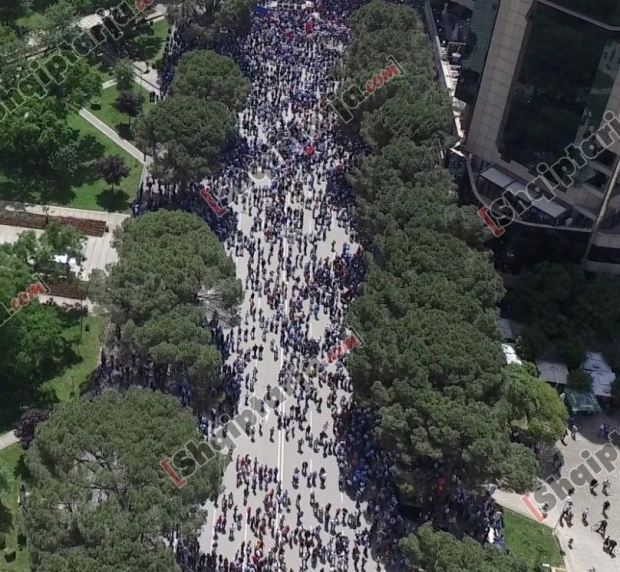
(595, 519, 608, 534)
(602, 479, 611, 495)
(582, 507, 591, 524)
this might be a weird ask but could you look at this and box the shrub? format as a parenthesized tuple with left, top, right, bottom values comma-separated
(604, 346, 620, 374)
(557, 333, 586, 370)
(567, 369, 593, 391)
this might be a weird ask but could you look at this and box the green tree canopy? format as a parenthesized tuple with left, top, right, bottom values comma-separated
(22, 387, 226, 571)
(4, 222, 86, 282)
(0, 0, 31, 25)
(139, 96, 237, 185)
(341, 0, 538, 504)
(34, 0, 80, 46)
(90, 210, 241, 404)
(158, 0, 254, 51)
(400, 523, 530, 572)
(0, 24, 28, 87)
(114, 58, 135, 92)
(504, 362, 567, 444)
(171, 50, 250, 110)
(0, 250, 64, 411)
(567, 369, 593, 391)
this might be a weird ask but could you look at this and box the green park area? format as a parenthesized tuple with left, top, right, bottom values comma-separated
(503, 509, 564, 570)
(124, 19, 170, 66)
(41, 313, 104, 403)
(0, 311, 103, 571)
(0, 311, 104, 434)
(0, 114, 141, 213)
(89, 84, 155, 145)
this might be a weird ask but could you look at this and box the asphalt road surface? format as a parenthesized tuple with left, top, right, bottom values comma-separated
(196, 9, 384, 572)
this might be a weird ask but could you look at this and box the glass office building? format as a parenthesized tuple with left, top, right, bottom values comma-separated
(453, 0, 620, 274)
(499, 1, 620, 169)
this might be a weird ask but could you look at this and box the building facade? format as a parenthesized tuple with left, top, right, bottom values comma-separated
(453, 0, 620, 273)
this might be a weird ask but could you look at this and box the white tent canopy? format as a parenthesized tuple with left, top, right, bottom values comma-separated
(536, 353, 615, 398)
(582, 352, 614, 398)
(502, 343, 522, 365)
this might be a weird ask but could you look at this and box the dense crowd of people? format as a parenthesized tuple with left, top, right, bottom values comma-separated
(91, 1, 510, 571)
(157, 2, 401, 571)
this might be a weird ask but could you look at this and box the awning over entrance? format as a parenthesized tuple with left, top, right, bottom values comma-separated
(564, 389, 602, 414)
(532, 199, 568, 219)
(479, 166, 568, 220)
(479, 166, 515, 189)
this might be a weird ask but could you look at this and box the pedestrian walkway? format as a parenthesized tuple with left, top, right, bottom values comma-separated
(100, 73, 161, 93)
(0, 431, 18, 452)
(79, 108, 147, 164)
(495, 412, 620, 572)
(148, 5, 388, 572)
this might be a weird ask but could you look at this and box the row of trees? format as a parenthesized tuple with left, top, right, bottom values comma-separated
(340, 3, 567, 570)
(136, 49, 249, 188)
(15, 211, 239, 569)
(91, 210, 242, 405)
(161, 0, 256, 47)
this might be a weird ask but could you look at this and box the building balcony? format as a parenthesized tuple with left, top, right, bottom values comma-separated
(468, 162, 592, 231)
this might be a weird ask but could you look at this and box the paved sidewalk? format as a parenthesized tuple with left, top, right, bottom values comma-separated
(0, 431, 18, 451)
(79, 108, 148, 164)
(0, 202, 129, 279)
(100, 75, 160, 93)
(132, 62, 161, 90)
(495, 412, 620, 572)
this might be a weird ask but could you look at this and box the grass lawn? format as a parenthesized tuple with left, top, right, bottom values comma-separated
(86, 53, 116, 83)
(0, 114, 142, 213)
(15, 12, 46, 31)
(89, 85, 155, 146)
(0, 446, 28, 572)
(64, 114, 142, 213)
(42, 314, 105, 402)
(125, 19, 170, 65)
(0, 310, 104, 432)
(503, 509, 564, 570)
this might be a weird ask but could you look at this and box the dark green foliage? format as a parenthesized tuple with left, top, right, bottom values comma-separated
(170, 50, 250, 110)
(400, 524, 530, 572)
(21, 388, 226, 571)
(342, 1, 549, 507)
(567, 369, 593, 391)
(90, 210, 242, 405)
